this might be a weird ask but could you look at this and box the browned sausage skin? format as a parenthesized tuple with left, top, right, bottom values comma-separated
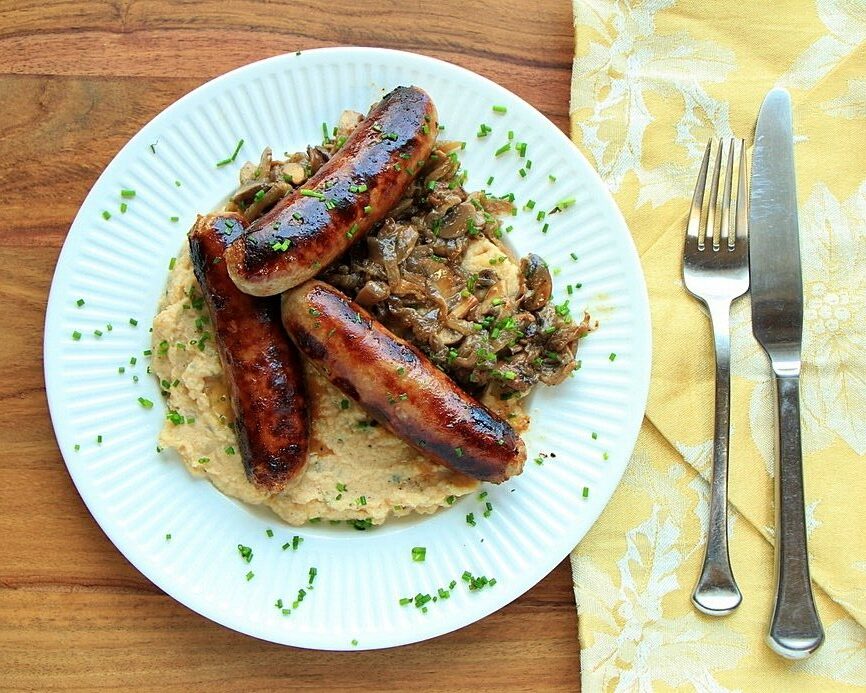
(281, 280, 526, 483)
(189, 213, 309, 492)
(225, 86, 438, 297)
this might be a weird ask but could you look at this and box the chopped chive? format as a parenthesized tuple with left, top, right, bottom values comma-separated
(129, 318, 138, 326)
(466, 513, 476, 527)
(74, 444, 80, 452)
(197, 457, 209, 465)
(293, 535, 303, 550)
(454, 447, 463, 457)
(93, 329, 103, 337)
(175, 180, 181, 187)
(216, 138, 245, 167)
(518, 168, 527, 178)
(536, 210, 546, 221)
(526, 160, 532, 170)
(266, 528, 274, 538)
(609, 352, 617, 361)
(96, 435, 103, 444)
(102, 210, 111, 220)
(567, 284, 574, 296)
(524, 199, 536, 210)
(169, 215, 179, 222)
(508, 129, 514, 140)
(411, 546, 427, 562)
(542, 222, 549, 233)
(308, 566, 318, 585)
(120, 188, 136, 199)
(582, 486, 590, 498)
(548, 174, 557, 183)
(492, 105, 507, 114)
(245, 571, 254, 581)
(225, 446, 236, 455)
(351, 639, 358, 647)
(165, 533, 171, 541)
(119, 202, 128, 214)
(300, 189, 325, 200)
(118, 366, 125, 374)
(76, 298, 85, 307)
(570, 252, 578, 261)
(168, 257, 176, 270)
(516, 142, 527, 157)
(138, 397, 154, 409)
(445, 495, 456, 505)
(494, 143, 511, 157)
(486, 175, 494, 186)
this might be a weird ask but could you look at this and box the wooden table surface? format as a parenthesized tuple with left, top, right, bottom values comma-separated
(0, 2, 580, 689)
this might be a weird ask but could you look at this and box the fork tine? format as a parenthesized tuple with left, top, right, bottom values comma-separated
(735, 138, 747, 245)
(688, 140, 711, 250)
(719, 139, 735, 249)
(705, 141, 723, 250)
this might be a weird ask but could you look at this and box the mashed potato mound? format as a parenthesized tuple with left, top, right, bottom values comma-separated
(151, 241, 525, 526)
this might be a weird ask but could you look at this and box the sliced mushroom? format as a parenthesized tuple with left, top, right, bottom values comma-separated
(281, 162, 306, 185)
(355, 280, 391, 307)
(307, 146, 330, 174)
(242, 181, 290, 222)
(438, 202, 475, 239)
(231, 180, 268, 205)
(520, 254, 552, 311)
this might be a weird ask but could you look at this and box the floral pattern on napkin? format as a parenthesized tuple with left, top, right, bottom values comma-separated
(570, 0, 866, 689)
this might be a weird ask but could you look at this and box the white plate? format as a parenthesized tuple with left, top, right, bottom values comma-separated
(44, 47, 650, 650)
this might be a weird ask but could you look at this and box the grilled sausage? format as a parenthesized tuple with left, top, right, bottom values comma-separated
(226, 86, 438, 296)
(189, 213, 309, 492)
(281, 280, 526, 483)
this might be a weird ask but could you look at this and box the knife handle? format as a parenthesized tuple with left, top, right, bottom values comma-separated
(768, 372, 824, 659)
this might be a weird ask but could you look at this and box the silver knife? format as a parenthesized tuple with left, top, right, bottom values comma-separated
(750, 88, 824, 659)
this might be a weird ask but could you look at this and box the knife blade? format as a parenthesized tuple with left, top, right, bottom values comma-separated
(749, 87, 824, 659)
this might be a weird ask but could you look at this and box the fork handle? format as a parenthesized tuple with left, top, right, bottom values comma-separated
(692, 301, 742, 615)
(768, 372, 824, 658)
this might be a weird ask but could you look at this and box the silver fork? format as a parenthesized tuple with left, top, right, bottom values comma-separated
(683, 138, 749, 615)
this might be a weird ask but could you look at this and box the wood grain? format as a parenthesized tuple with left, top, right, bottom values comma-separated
(0, 1, 580, 689)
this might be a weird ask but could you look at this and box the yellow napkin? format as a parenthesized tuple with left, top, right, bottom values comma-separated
(569, 0, 866, 688)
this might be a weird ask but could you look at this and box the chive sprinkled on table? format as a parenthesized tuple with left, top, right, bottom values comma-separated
(411, 546, 426, 562)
